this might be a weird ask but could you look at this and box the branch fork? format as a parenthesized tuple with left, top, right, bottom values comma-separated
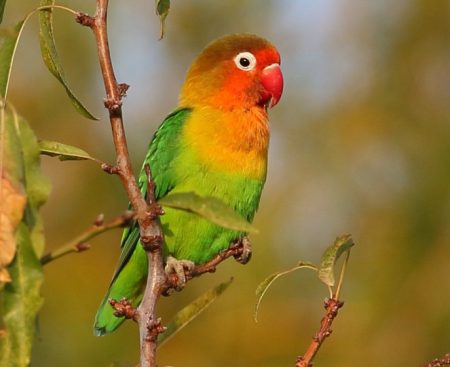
(145, 318, 166, 343)
(75, 12, 95, 28)
(101, 162, 120, 174)
(109, 300, 166, 343)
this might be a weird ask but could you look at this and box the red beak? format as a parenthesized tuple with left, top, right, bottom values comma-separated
(260, 63, 283, 108)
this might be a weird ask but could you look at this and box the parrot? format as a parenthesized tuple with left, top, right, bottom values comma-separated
(94, 33, 283, 336)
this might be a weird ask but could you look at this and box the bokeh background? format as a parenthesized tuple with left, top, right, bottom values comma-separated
(4, 1, 450, 366)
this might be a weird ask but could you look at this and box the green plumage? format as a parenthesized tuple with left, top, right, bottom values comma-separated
(94, 108, 265, 335)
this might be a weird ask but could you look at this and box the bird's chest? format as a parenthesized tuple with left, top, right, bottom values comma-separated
(182, 107, 270, 182)
(172, 169, 263, 219)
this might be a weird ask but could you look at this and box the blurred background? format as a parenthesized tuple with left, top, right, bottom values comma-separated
(4, 0, 450, 366)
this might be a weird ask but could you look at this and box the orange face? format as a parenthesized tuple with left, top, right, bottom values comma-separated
(180, 34, 284, 111)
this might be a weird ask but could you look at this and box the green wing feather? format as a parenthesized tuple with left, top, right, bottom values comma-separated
(94, 108, 191, 335)
(115, 108, 191, 280)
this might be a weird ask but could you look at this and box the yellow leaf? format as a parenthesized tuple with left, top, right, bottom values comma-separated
(0, 178, 26, 283)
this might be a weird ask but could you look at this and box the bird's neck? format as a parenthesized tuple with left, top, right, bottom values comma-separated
(183, 106, 270, 181)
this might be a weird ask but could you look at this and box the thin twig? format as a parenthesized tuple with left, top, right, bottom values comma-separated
(423, 354, 450, 367)
(77, 2, 166, 367)
(40, 212, 134, 265)
(164, 239, 247, 292)
(295, 298, 344, 367)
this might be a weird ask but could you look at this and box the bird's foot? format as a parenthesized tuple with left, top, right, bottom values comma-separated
(164, 256, 195, 292)
(233, 236, 252, 265)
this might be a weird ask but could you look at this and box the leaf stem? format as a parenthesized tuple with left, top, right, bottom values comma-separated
(335, 250, 350, 300)
(35, 5, 79, 16)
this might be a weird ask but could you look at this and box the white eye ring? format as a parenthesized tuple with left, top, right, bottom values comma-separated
(234, 52, 257, 71)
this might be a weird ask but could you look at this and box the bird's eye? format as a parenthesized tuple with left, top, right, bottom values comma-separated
(234, 52, 256, 71)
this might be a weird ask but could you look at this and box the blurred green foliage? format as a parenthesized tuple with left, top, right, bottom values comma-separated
(0, 112, 49, 367)
(2, 1, 449, 366)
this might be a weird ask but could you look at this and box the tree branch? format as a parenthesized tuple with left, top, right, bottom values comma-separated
(164, 238, 248, 292)
(40, 212, 134, 265)
(77, 4, 142, 214)
(77, 3, 166, 367)
(135, 165, 167, 365)
(295, 297, 344, 367)
(423, 354, 450, 367)
(110, 237, 247, 312)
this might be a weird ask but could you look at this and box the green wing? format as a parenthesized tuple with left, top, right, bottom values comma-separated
(138, 108, 193, 200)
(113, 107, 191, 281)
(94, 108, 191, 335)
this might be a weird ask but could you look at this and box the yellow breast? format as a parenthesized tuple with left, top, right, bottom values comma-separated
(183, 106, 270, 180)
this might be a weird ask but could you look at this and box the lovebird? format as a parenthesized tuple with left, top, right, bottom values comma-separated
(94, 33, 283, 335)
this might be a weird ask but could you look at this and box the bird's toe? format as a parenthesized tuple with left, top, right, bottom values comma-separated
(164, 256, 195, 291)
(233, 236, 252, 265)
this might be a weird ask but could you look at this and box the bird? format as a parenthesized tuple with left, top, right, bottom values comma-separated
(94, 33, 283, 336)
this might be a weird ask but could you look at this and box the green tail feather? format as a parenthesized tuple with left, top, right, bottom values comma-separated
(94, 296, 126, 336)
(94, 244, 147, 336)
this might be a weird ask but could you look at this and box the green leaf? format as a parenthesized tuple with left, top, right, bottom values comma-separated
(0, 1, 6, 25)
(38, 140, 97, 161)
(39, 0, 97, 120)
(156, 0, 170, 39)
(159, 192, 258, 234)
(254, 261, 318, 322)
(0, 224, 44, 367)
(14, 114, 51, 257)
(158, 277, 233, 347)
(0, 107, 47, 366)
(0, 21, 25, 99)
(0, 108, 51, 260)
(318, 234, 354, 287)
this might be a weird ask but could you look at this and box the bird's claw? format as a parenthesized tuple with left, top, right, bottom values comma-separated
(233, 236, 252, 265)
(164, 256, 195, 292)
